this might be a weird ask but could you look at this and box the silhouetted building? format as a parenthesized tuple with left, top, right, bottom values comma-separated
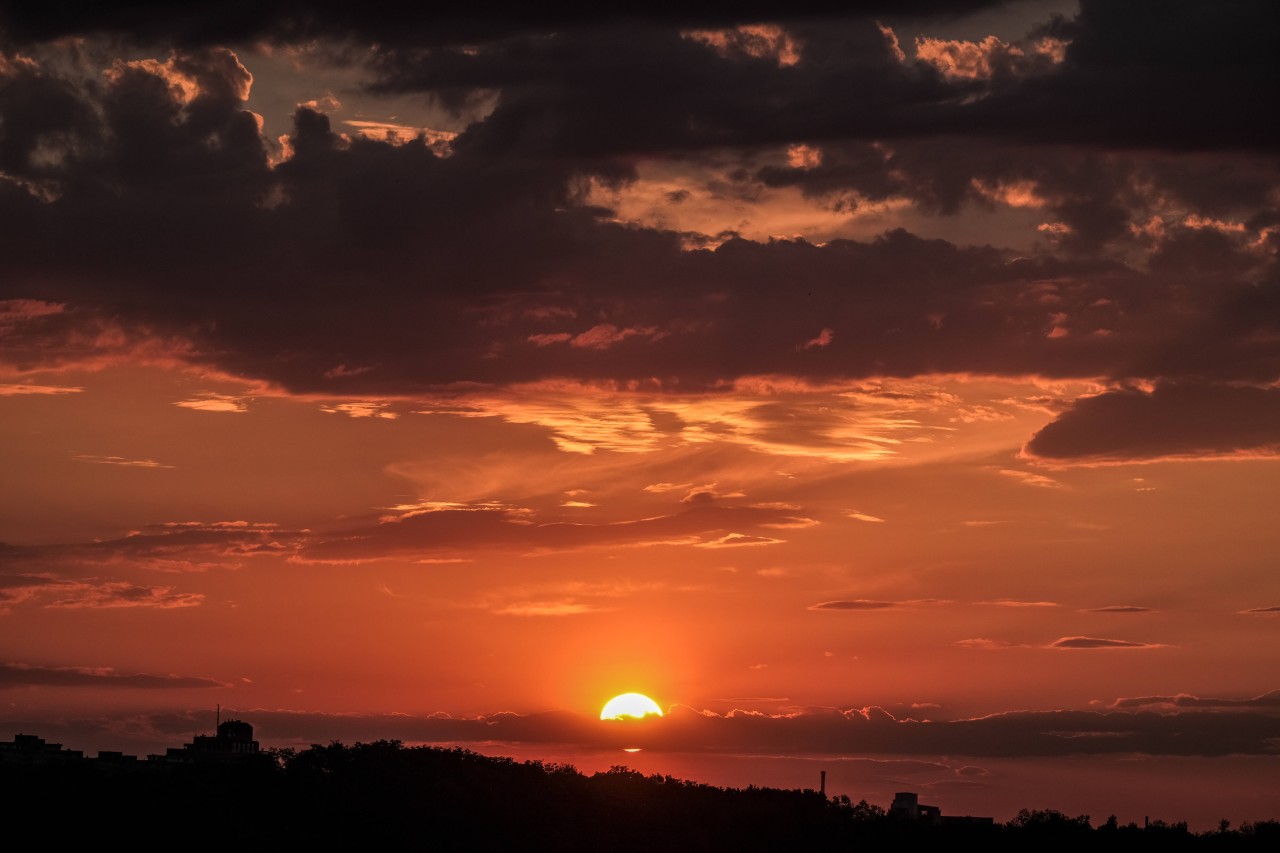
(160, 718, 262, 764)
(0, 733, 84, 764)
(890, 791, 993, 827)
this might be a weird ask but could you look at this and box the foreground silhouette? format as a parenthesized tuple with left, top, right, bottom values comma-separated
(3, 739, 1277, 850)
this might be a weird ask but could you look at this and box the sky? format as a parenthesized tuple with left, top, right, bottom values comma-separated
(2, 0, 1279, 830)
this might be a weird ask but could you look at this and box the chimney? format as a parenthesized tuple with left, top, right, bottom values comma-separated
(820, 770, 826, 796)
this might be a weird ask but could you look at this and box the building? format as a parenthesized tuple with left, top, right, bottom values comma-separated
(890, 791, 993, 827)
(158, 717, 263, 764)
(0, 733, 85, 764)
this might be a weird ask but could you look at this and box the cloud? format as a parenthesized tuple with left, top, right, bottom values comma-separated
(0, 383, 82, 395)
(0, 521, 300, 575)
(298, 502, 803, 563)
(175, 393, 248, 413)
(1025, 384, 1280, 463)
(492, 600, 606, 617)
(799, 328, 834, 350)
(914, 33, 1065, 82)
(71, 455, 174, 468)
(954, 638, 1024, 649)
(1048, 637, 1165, 650)
(1, 16, 1276, 406)
(999, 469, 1063, 488)
(0, 663, 223, 689)
(1111, 691, 1280, 710)
(1241, 606, 1280, 616)
(978, 599, 1058, 608)
(21, 698, 1280, 760)
(319, 401, 398, 419)
(0, 572, 205, 611)
(694, 533, 785, 549)
(42, 582, 204, 609)
(809, 600, 898, 611)
(844, 511, 884, 523)
(1083, 605, 1154, 613)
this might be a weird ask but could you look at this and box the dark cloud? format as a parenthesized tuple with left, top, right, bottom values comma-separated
(0, 3, 1006, 50)
(0, 571, 205, 609)
(1241, 606, 1280, 615)
(0, 523, 300, 575)
(1082, 605, 1154, 613)
(0, 663, 224, 689)
(10, 699, 1280, 759)
(300, 502, 803, 563)
(809, 600, 898, 611)
(972, 0, 1280, 151)
(1048, 637, 1163, 650)
(1025, 383, 1280, 462)
(1, 501, 807, 571)
(0, 4, 1277, 466)
(1111, 691, 1280, 710)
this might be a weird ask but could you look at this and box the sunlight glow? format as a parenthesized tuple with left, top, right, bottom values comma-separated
(600, 693, 664, 720)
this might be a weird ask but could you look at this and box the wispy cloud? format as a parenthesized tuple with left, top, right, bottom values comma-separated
(175, 393, 248, 413)
(71, 454, 173, 468)
(954, 638, 1025, 649)
(1000, 469, 1064, 488)
(979, 599, 1059, 608)
(493, 601, 607, 616)
(0, 383, 82, 395)
(694, 533, 784, 548)
(1048, 636, 1165, 650)
(0, 663, 223, 689)
(1111, 690, 1280, 710)
(319, 401, 398, 419)
(844, 511, 885, 523)
(1083, 605, 1155, 613)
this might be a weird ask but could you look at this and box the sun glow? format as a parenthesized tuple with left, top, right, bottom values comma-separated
(600, 692, 664, 720)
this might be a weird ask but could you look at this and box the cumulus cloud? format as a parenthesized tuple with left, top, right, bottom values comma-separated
(0, 4, 1274, 425)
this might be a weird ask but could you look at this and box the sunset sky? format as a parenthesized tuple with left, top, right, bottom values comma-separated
(2, 0, 1278, 830)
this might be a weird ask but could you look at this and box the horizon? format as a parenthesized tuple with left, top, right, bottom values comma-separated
(1, 712, 1269, 831)
(2, 0, 1278, 836)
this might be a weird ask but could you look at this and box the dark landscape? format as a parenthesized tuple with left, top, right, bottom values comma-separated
(4, 728, 1277, 850)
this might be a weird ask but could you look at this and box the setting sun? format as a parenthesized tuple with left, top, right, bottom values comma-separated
(600, 693, 664, 720)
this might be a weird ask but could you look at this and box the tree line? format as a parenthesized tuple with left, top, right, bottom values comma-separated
(3, 739, 1276, 850)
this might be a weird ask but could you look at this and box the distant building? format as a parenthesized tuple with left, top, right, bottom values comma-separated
(158, 717, 263, 764)
(890, 791, 993, 827)
(0, 733, 85, 764)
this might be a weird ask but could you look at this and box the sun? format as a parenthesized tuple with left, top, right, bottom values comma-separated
(600, 692, 664, 720)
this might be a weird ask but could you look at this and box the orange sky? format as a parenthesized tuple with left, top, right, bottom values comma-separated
(2, 0, 1279, 831)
